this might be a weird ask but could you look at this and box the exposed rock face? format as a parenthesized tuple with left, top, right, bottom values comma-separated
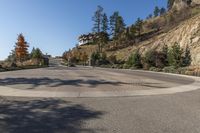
(139, 14, 200, 66)
(172, 0, 200, 10)
(172, 0, 189, 11)
(192, 0, 200, 5)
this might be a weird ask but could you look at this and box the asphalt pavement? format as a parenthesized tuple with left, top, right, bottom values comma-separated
(0, 65, 200, 133)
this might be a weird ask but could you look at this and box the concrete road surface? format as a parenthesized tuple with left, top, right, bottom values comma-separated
(0, 65, 200, 133)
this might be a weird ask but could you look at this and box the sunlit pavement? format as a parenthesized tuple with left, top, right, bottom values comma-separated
(0, 66, 199, 97)
(0, 66, 200, 133)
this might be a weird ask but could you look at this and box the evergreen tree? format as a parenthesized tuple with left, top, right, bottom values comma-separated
(129, 25, 137, 39)
(15, 33, 29, 62)
(127, 50, 142, 68)
(162, 44, 169, 66)
(135, 18, 143, 36)
(7, 49, 16, 62)
(101, 13, 109, 34)
(110, 12, 119, 37)
(146, 14, 153, 19)
(123, 28, 131, 40)
(182, 45, 191, 66)
(154, 6, 160, 17)
(144, 49, 156, 67)
(160, 7, 166, 15)
(92, 5, 104, 33)
(95, 32, 109, 52)
(167, 42, 183, 68)
(30, 47, 36, 58)
(91, 52, 100, 66)
(115, 16, 126, 39)
(109, 12, 125, 39)
(31, 48, 43, 59)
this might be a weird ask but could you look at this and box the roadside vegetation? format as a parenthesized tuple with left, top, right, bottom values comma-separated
(125, 43, 194, 75)
(62, 0, 200, 76)
(0, 34, 49, 72)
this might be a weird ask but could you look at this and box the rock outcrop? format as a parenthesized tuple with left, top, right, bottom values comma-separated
(139, 14, 200, 66)
(172, 0, 200, 10)
(172, 0, 189, 11)
(111, 13, 200, 66)
(192, 0, 200, 5)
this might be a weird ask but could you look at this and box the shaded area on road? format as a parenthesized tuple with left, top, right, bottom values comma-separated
(0, 66, 196, 92)
(0, 77, 168, 90)
(0, 98, 105, 133)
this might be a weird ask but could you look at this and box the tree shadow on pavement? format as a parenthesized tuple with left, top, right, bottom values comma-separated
(0, 98, 105, 133)
(0, 77, 130, 89)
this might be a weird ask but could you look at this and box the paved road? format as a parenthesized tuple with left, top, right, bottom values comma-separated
(0, 66, 198, 97)
(0, 66, 200, 132)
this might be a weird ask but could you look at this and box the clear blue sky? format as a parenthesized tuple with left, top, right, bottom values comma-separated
(0, 0, 167, 60)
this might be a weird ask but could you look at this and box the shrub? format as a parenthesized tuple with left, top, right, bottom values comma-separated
(149, 67, 162, 72)
(101, 52, 107, 61)
(144, 49, 156, 67)
(177, 67, 188, 74)
(123, 63, 131, 69)
(126, 50, 142, 69)
(108, 55, 117, 64)
(99, 52, 109, 65)
(144, 48, 167, 68)
(162, 66, 177, 73)
(149, 67, 156, 71)
(167, 42, 183, 68)
(91, 52, 100, 66)
(142, 63, 150, 70)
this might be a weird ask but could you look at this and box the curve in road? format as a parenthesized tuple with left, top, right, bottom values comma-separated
(0, 66, 199, 98)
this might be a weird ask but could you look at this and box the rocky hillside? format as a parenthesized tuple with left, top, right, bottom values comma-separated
(109, 12, 200, 66)
(68, 1, 200, 67)
(142, 13, 200, 66)
(172, 0, 200, 10)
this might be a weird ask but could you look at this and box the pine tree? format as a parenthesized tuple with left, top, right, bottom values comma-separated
(101, 13, 109, 34)
(30, 47, 36, 58)
(129, 25, 137, 39)
(7, 49, 16, 62)
(160, 7, 166, 15)
(92, 5, 104, 33)
(15, 33, 29, 62)
(182, 45, 191, 66)
(135, 18, 143, 36)
(167, 42, 183, 68)
(110, 12, 119, 37)
(154, 6, 160, 17)
(92, 5, 105, 52)
(162, 44, 169, 66)
(115, 16, 126, 39)
(31, 48, 43, 59)
(146, 14, 153, 19)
